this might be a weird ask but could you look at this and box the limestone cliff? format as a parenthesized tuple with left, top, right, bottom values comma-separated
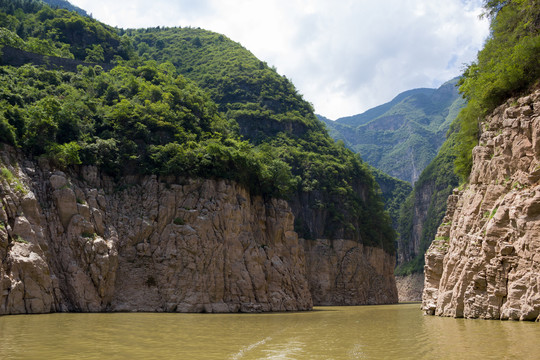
(0, 148, 312, 314)
(395, 273, 424, 302)
(0, 146, 398, 314)
(302, 239, 397, 305)
(423, 90, 540, 321)
(289, 186, 398, 306)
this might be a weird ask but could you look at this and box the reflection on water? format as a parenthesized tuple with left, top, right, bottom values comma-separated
(0, 303, 539, 359)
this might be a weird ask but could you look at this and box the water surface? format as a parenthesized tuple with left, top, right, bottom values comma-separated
(1, 303, 538, 359)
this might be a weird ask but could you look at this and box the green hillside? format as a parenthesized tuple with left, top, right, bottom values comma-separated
(0, 0, 395, 253)
(369, 166, 412, 229)
(454, 0, 540, 181)
(126, 27, 395, 249)
(0, 0, 130, 61)
(322, 78, 465, 183)
(41, 0, 88, 16)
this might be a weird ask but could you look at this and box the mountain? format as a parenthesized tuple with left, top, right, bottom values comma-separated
(41, 0, 88, 16)
(321, 78, 465, 183)
(0, 0, 398, 312)
(124, 26, 396, 252)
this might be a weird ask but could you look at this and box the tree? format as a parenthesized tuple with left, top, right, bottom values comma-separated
(85, 43, 104, 62)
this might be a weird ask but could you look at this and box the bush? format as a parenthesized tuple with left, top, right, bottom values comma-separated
(47, 141, 82, 168)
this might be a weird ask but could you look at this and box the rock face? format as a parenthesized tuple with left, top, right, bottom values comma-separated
(397, 181, 436, 265)
(395, 273, 424, 302)
(0, 150, 312, 314)
(302, 239, 397, 305)
(423, 90, 540, 321)
(0, 146, 398, 314)
(289, 185, 399, 306)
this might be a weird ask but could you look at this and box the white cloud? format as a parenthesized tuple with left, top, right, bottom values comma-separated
(69, 0, 489, 119)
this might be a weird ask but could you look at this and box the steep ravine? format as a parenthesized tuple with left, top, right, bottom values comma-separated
(0, 146, 397, 314)
(423, 90, 540, 321)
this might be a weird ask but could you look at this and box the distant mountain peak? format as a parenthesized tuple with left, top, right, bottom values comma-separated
(321, 77, 464, 183)
(41, 0, 89, 17)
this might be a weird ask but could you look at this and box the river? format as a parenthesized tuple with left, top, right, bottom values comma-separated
(0, 303, 538, 359)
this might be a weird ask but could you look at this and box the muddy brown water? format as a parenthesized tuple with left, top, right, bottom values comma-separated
(1, 303, 539, 359)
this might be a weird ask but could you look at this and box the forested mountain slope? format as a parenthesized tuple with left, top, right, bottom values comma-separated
(0, 0, 398, 311)
(41, 0, 88, 16)
(124, 26, 395, 251)
(322, 78, 465, 183)
(368, 166, 412, 229)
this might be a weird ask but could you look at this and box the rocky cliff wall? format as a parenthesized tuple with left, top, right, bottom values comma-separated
(395, 273, 424, 302)
(423, 90, 540, 321)
(0, 148, 312, 314)
(0, 146, 398, 314)
(397, 182, 435, 265)
(302, 239, 397, 305)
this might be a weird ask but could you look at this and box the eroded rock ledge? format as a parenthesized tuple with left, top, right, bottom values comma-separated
(422, 90, 540, 321)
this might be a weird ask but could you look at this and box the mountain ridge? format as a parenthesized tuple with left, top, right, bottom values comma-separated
(321, 78, 465, 184)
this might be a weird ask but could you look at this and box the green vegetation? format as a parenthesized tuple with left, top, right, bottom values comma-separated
(322, 78, 465, 183)
(369, 166, 412, 228)
(173, 217, 185, 226)
(124, 26, 394, 250)
(13, 234, 28, 243)
(455, 0, 540, 181)
(0, 0, 395, 253)
(0, 63, 296, 197)
(395, 130, 459, 275)
(0, 166, 26, 193)
(0, 0, 130, 61)
(81, 231, 96, 239)
(0, 166, 14, 182)
(41, 0, 88, 17)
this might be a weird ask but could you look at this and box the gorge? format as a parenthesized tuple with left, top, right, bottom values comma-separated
(1, 0, 540, 325)
(0, 0, 398, 314)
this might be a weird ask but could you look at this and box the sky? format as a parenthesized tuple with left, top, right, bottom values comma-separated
(69, 0, 490, 120)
